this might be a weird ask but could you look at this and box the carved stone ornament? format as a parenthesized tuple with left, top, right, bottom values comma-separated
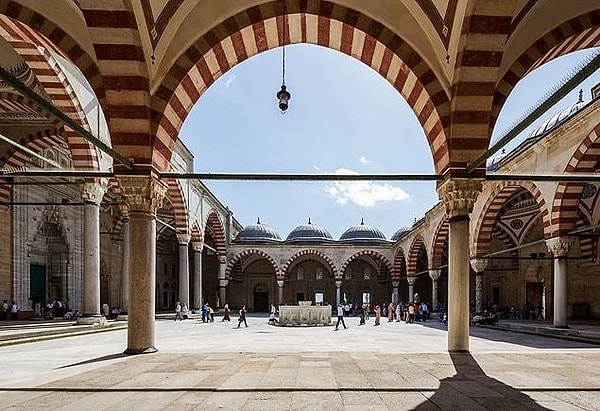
(406, 276, 417, 285)
(429, 269, 442, 281)
(277, 280, 285, 288)
(118, 176, 167, 215)
(546, 236, 574, 258)
(177, 234, 191, 245)
(218, 255, 227, 265)
(437, 178, 482, 218)
(391, 281, 400, 288)
(335, 280, 342, 288)
(470, 258, 489, 273)
(118, 202, 130, 220)
(79, 179, 109, 204)
(191, 241, 203, 252)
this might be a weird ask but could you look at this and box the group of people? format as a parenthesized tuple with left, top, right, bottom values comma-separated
(1, 300, 19, 320)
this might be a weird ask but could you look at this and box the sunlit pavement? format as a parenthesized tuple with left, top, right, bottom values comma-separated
(1, 315, 599, 410)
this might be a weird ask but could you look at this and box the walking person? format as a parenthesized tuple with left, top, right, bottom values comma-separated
(221, 303, 231, 321)
(174, 302, 183, 321)
(334, 303, 347, 330)
(237, 305, 248, 328)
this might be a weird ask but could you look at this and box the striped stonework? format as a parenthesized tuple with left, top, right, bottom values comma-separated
(340, 250, 392, 281)
(493, 11, 600, 124)
(225, 249, 279, 279)
(190, 222, 203, 244)
(430, 219, 449, 270)
(490, 226, 519, 272)
(407, 235, 427, 274)
(0, 128, 64, 203)
(281, 249, 338, 280)
(152, 1, 450, 173)
(550, 124, 600, 236)
(203, 211, 226, 256)
(391, 247, 407, 281)
(79, 1, 152, 169)
(166, 178, 189, 238)
(576, 212, 597, 262)
(0, 16, 99, 170)
(473, 182, 549, 256)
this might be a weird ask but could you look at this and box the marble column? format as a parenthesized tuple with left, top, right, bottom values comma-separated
(546, 237, 574, 328)
(335, 280, 342, 307)
(177, 234, 191, 307)
(191, 241, 203, 310)
(118, 207, 130, 320)
(277, 280, 284, 305)
(77, 180, 107, 325)
(218, 255, 227, 308)
(407, 276, 416, 302)
(120, 176, 167, 354)
(470, 258, 489, 314)
(392, 281, 399, 304)
(438, 178, 481, 352)
(429, 269, 441, 310)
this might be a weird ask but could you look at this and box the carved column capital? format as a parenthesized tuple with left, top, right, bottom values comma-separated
(79, 179, 108, 204)
(177, 234, 191, 245)
(406, 276, 416, 285)
(335, 280, 342, 288)
(218, 255, 227, 265)
(470, 258, 488, 273)
(546, 237, 574, 258)
(191, 241, 203, 252)
(118, 202, 130, 220)
(429, 269, 441, 281)
(437, 178, 482, 218)
(118, 176, 167, 215)
(391, 281, 399, 288)
(277, 280, 284, 288)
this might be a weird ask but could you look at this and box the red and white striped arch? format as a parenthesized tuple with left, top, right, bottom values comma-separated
(449, 0, 517, 175)
(473, 181, 549, 256)
(0, 128, 64, 203)
(550, 123, 600, 237)
(340, 250, 392, 280)
(203, 211, 226, 256)
(0, 15, 99, 170)
(407, 235, 427, 274)
(493, 11, 600, 126)
(225, 249, 279, 279)
(281, 249, 338, 280)
(190, 221, 203, 244)
(430, 219, 448, 270)
(391, 247, 407, 281)
(165, 178, 189, 238)
(153, 0, 450, 173)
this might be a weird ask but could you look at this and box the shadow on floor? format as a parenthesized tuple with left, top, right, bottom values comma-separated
(55, 353, 128, 369)
(413, 352, 548, 410)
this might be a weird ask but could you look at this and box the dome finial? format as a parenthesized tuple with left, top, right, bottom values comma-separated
(578, 89, 584, 103)
(257, 217, 261, 224)
(360, 218, 364, 225)
(308, 217, 312, 224)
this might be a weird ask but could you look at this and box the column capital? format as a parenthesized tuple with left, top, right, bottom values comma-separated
(177, 234, 191, 245)
(437, 178, 482, 218)
(392, 280, 399, 288)
(335, 280, 342, 288)
(546, 236, 574, 258)
(277, 280, 284, 288)
(191, 241, 203, 252)
(79, 178, 108, 204)
(218, 255, 227, 265)
(429, 269, 441, 281)
(118, 176, 167, 215)
(118, 202, 130, 220)
(470, 258, 488, 273)
(406, 276, 416, 285)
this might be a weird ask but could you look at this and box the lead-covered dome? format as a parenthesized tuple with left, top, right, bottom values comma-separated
(286, 218, 334, 244)
(526, 96, 588, 140)
(234, 218, 281, 243)
(391, 227, 411, 241)
(340, 219, 388, 244)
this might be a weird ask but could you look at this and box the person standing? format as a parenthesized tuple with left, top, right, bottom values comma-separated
(334, 303, 347, 330)
(222, 303, 231, 321)
(1, 300, 8, 320)
(374, 304, 381, 326)
(174, 302, 183, 321)
(237, 305, 248, 328)
(10, 301, 19, 320)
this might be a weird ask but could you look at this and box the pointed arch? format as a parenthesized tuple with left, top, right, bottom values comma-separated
(407, 235, 427, 274)
(225, 249, 279, 278)
(204, 211, 226, 256)
(391, 247, 407, 281)
(430, 219, 449, 270)
(281, 249, 338, 280)
(340, 250, 392, 280)
(166, 178, 189, 237)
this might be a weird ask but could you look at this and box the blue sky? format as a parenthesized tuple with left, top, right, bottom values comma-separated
(181, 45, 599, 240)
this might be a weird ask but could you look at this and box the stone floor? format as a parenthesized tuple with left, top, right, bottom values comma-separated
(1, 315, 599, 410)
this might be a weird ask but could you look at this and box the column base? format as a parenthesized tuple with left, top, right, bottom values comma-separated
(448, 349, 470, 353)
(76, 315, 107, 326)
(116, 314, 128, 321)
(553, 325, 569, 329)
(123, 346, 158, 355)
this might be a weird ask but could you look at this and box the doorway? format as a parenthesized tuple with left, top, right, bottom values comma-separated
(30, 264, 46, 306)
(296, 292, 305, 304)
(253, 284, 269, 312)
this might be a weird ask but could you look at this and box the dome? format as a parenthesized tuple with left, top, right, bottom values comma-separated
(339, 219, 388, 244)
(391, 227, 411, 241)
(526, 94, 588, 141)
(286, 218, 334, 243)
(234, 218, 281, 243)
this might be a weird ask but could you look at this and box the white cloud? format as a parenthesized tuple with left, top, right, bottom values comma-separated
(324, 168, 410, 207)
(313, 164, 320, 171)
(359, 156, 370, 164)
(225, 74, 236, 88)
